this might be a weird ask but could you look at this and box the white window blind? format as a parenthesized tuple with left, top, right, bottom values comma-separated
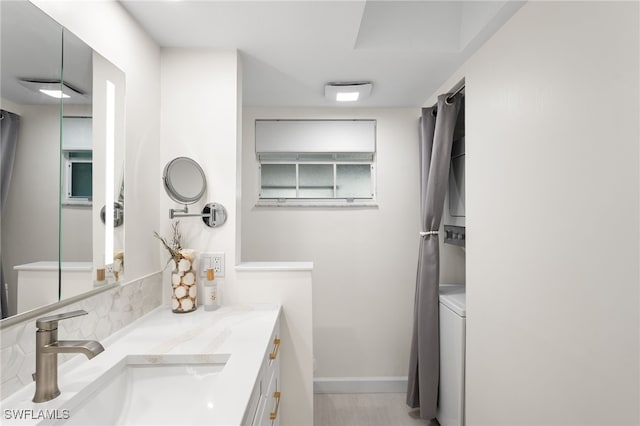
(62, 116, 92, 150)
(255, 119, 376, 160)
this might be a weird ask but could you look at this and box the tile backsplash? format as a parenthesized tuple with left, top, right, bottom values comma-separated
(0, 272, 162, 399)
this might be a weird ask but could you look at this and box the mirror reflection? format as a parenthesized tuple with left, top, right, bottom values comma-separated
(0, 1, 126, 321)
(1, 1, 64, 319)
(59, 28, 95, 311)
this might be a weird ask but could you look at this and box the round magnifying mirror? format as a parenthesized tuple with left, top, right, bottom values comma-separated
(163, 157, 207, 204)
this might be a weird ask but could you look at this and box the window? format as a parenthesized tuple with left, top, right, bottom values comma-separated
(63, 151, 92, 205)
(259, 162, 374, 203)
(256, 119, 376, 206)
(61, 116, 92, 206)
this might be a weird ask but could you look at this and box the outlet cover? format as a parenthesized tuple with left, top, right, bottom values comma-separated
(200, 252, 225, 277)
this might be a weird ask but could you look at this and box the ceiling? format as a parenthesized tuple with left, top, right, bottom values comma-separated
(121, 0, 525, 108)
(1, 1, 93, 106)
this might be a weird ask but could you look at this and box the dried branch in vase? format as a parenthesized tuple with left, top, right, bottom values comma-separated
(153, 221, 183, 264)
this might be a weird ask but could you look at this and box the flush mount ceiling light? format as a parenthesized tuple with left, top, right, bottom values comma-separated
(18, 79, 86, 101)
(325, 82, 373, 102)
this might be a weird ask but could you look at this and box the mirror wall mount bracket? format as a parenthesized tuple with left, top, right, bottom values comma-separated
(100, 202, 124, 227)
(169, 202, 227, 228)
(202, 202, 227, 228)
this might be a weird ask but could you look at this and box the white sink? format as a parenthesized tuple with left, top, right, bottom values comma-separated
(47, 355, 229, 425)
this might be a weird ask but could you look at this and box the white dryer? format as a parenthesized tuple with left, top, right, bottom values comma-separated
(437, 284, 466, 426)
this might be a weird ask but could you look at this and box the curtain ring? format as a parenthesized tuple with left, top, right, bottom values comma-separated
(444, 94, 454, 106)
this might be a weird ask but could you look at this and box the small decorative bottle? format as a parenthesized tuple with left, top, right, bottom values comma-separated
(203, 260, 218, 311)
(94, 267, 106, 287)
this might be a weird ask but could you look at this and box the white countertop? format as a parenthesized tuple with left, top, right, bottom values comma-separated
(0, 304, 281, 425)
(236, 261, 313, 272)
(13, 262, 92, 272)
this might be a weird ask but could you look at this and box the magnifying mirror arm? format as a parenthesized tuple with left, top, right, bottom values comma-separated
(169, 205, 214, 219)
(168, 203, 227, 228)
(173, 212, 212, 218)
(169, 205, 190, 219)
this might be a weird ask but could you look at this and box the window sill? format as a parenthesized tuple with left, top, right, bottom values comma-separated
(62, 200, 92, 207)
(255, 200, 379, 208)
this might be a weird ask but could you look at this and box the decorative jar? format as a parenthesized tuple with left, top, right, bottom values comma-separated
(169, 249, 197, 313)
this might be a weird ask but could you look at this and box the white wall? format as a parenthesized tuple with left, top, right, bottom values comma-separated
(230, 266, 314, 426)
(426, 2, 639, 424)
(160, 49, 313, 426)
(32, 0, 162, 282)
(159, 48, 240, 303)
(242, 107, 464, 381)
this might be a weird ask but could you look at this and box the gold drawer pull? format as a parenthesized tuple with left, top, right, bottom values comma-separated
(269, 338, 281, 360)
(269, 391, 281, 420)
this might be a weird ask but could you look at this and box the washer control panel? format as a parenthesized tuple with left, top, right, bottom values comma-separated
(444, 225, 465, 247)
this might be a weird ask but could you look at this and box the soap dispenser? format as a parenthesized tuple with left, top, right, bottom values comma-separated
(203, 260, 218, 311)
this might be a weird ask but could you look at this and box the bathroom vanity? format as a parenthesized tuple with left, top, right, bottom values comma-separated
(0, 305, 281, 425)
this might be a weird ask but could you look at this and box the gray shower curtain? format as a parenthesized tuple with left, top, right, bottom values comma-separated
(1, 110, 20, 319)
(407, 94, 462, 419)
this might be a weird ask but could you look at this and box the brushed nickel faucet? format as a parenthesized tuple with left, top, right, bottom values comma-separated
(32, 310, 104, 403)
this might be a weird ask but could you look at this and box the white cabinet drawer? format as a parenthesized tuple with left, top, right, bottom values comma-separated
(248, 318, 281, 426)
(264, 320, 281, 382)
(254, 364, 280, 426)
(253, 395, 268, 426)
(243, 379, 262, 426)
(264, 359, 281, 426)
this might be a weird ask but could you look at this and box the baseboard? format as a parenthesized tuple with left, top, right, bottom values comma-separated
(314, 376, 408, 394)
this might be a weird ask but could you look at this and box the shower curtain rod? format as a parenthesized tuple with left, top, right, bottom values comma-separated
(432, 82, 465, 107)
(446, 84, 465, 102)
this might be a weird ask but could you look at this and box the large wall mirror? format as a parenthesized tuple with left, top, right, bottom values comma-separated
(0, 1, 125, 321)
